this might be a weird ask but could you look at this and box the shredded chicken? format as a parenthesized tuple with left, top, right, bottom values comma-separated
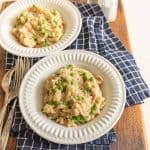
(42, 65, 105, 127)
(12, 5, 64, 48)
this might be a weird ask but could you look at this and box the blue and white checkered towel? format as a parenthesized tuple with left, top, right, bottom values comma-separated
(6, 3, 150, 150)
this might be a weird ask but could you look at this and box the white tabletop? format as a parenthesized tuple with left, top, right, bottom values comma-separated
(123, 0, 150, 148)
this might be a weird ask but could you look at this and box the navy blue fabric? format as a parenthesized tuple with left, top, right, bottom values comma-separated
(5, 3, 150, 150)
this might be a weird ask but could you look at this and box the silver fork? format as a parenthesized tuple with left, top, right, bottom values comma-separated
(0, 57, 25, 134)
(0, 57, 30, 150)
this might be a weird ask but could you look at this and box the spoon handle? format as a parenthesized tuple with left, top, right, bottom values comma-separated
(0, 94, 9, 135)
(1, 99, 17, 150)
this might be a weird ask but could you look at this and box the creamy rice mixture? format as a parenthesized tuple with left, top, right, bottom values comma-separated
(42, 65, 105, 127)
(12, 5, 64, 48)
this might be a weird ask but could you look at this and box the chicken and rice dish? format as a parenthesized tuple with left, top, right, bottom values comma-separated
(12, 5, 64, 48)
(42, 65, 105, 127)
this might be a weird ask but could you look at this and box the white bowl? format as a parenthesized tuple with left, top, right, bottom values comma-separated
(19, 50, 126, 144)
(0, 0, 82, 57)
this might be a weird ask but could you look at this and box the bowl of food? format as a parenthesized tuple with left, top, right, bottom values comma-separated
(42, 64, 105, 127)
(0, 0, 82, 57)
(19, 50, 126, 144)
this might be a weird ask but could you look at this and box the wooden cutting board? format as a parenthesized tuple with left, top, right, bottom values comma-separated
(0, 0, 148, 150)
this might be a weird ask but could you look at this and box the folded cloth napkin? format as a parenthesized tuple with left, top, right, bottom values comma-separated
(5, 3, 150, 150)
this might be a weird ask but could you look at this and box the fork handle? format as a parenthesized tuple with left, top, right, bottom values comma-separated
(0, 94, 9, 135)
(1, 99, 17, 150)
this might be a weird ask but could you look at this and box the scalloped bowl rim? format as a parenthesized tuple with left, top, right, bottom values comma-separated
(19, 50, 126, 144)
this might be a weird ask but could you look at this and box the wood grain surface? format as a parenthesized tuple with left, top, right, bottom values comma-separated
(0, 1, 148, 150)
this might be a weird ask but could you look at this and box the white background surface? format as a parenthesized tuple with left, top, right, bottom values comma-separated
(0, 0, 150, 147)
(122, 0, 150, 147)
